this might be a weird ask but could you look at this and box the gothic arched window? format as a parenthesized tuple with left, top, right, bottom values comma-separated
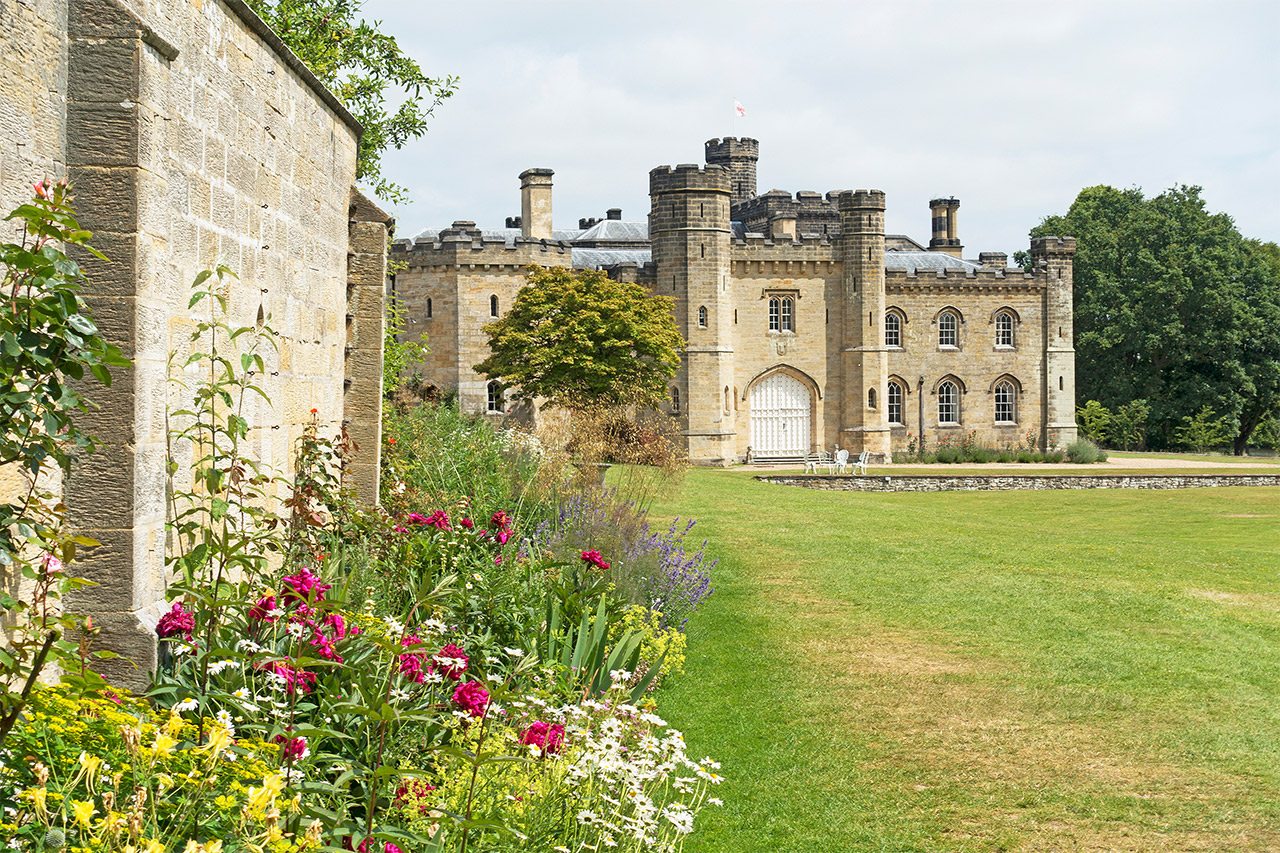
(938, 380, 960, 424)
(887, 380, 904, 425)
(486, 380, 504, 414)
(995, 380, 1016, 423)
(995, 311, 1015, 348)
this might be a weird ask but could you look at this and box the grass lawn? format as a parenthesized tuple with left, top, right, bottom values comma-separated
(651, 470, 1280, 851)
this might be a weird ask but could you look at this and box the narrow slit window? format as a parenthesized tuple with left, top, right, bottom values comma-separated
(489, 294, 499, 317)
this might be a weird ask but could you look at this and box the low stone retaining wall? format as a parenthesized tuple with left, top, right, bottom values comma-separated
(756, 474, 1280, 492)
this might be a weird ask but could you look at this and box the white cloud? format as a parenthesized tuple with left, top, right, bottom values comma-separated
(366, 0, 1280, 253)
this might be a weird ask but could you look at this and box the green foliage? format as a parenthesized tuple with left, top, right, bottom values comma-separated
(1110, 398, 1151, 451)
(0, 183, 127, 747)
(1075, 400, 1113, 445)
(382, 295, 429, 399)
(1173, 405, 1236, 453)
(243, 0, 457, 203)
(476, 266, 683, 411)
(1029, 185, 1280, 452)
(612, 604, 687, 686)
(0, 181, 128, 560)
(0, 687, 293, 850)
(1065, 437, 1107, 464)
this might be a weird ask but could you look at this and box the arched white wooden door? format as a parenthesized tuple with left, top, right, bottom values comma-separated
(749, 373, 812, 458)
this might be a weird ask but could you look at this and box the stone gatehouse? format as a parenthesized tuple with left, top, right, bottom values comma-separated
(0, 0, 388, 681)
(392, 138, 1076, 465)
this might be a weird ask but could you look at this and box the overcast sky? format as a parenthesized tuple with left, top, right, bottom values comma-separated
(363, 0, 1279, 255)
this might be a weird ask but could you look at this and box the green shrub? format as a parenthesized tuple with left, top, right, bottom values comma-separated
(1066, 438, 1107, 464)
(935, 445, 964, 464)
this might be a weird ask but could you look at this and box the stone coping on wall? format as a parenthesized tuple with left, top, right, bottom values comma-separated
(755, 474, 1280, 492)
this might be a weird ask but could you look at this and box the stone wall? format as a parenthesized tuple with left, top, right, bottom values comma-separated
(0, 0, 388, 685)
(757, 473, 1280, 492)
(885, 270, 1046, 450)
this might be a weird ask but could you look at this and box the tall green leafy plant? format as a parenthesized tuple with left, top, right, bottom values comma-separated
(0, 180, 127, 744)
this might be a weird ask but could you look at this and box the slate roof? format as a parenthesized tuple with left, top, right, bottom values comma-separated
(412, 226, 583, 243)
(572, 248, 652, 269)
(575, 219, 649, 243)
(884, 251, 982, 273)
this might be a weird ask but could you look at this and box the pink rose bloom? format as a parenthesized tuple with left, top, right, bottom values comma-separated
(580, 550, 611, 571)
(249, 594, 278, 622)
(452, 680, 489, 717)
(519, 720, 566, 754)
(433, 643, 469, 680)
(282, 567, 331, 606)
(156, 601, 195, 640)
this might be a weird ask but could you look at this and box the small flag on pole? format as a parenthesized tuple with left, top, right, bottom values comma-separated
(734, 99, 747, 118)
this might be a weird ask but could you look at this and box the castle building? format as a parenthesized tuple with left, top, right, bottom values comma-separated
(392, 139, 1077, 464)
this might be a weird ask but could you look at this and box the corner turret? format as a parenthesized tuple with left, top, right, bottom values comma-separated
(704, 137, 759, 206)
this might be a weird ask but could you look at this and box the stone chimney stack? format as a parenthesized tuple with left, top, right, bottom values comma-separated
(770, 212, 797, 242)
(928, 197, 963, 257)
(519, 168, 554, 239)
(606, 207, 622, 220)
(979, 251, 1007, 269)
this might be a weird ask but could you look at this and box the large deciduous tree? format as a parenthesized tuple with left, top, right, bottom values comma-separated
(244, 0, 457, 203)
(1029, 185, 1280, 453)
(476, 267, 683, 412)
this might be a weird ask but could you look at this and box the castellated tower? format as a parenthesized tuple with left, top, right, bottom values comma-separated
(837, 190, 893, 460)
(704, 138, 759, 206)
(649, 164, 736, 465)
(1032, 236, 1079, 448)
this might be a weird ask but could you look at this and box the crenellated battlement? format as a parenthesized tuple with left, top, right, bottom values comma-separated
(649, 163, 732, 195)
(838, 189, 887, 211)
(885, 264, 1042, 292)
(391, 220, 573, 270)
(1030, 235, 1077, 256)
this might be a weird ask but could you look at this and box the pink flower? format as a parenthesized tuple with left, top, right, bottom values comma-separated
(460, 517, 474, 530)
(282, 568, 331, 607)
(395, 779, 438, 815)
(262, 661, 317, 695)
(356, 841, 402, 853)
(39, 553, 63, 575)
(325, 612, 358, 640)
(156, 601, 195, 640)
(33, 180, 48, 200)
(580, 550, 611, 572)
(310, 630, 343, 663)
(519, 720, 566, 754)
(490, 511, 512, 532)
(496, 529, 511, 545)
(398, 635, 427, 683)
(423, 510, 450, 531)
(406, 513, 429, 526)
(452, 680, 489, 717)
(274, 733, 308, 762)
(433, 643, 469, 680)
(249, 594, 278, 622)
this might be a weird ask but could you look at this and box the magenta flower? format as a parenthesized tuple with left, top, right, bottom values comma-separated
(274, 733, 308, 762)
(398, 635, 427, 683)
(249, 594, 278, 622)
(518, 720, 566, 754)
(156, 601, 195, 640)
(262, 661, 317, 695)
(496, 529, 511, 545)
(423, 510, 451, 531)
(433, 643, 469, 680)
(580, 549, 611, 572)
(460, 517, 475, 530)
(490, 510, 512, 532)
(406, 513, 429, 526)
(452, 680, 489, 717)
(310, 630, 343, 663)
(281, 567, 331, 607)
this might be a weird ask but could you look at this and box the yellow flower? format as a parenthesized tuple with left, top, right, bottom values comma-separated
(144, 842, 166, 853)
(165, 712, 184, 738)
(213, 794, 237, 811)
(244, 771, 285, 816)
(204, 724, 232, 756)
(24, 786, 48, 818)
(78, 751, 104, 792)
(71, 798, 97, 828)
(151, 732, 178, 756)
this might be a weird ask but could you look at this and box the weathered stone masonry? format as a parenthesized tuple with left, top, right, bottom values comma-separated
(392, 138, 1077, 465)
(1, 0, 389, 685)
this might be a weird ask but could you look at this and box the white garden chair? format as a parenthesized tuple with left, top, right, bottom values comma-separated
(852, 450, 871, 475)
(833, 448, 850, 474)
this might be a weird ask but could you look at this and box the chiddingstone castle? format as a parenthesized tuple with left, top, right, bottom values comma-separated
(392, 138, 1078, 465)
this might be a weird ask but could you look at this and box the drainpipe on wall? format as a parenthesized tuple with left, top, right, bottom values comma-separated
(917, 375, 925, 445)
